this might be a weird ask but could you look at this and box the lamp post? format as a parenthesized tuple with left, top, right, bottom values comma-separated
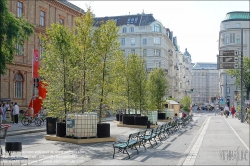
(219, 28, 250, 123)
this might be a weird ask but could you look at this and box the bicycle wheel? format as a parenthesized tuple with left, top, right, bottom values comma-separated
(34, 118, 42, 126)
(21, 117, 30, 126)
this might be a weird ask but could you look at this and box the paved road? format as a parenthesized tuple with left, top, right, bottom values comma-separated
(1, 112, 249, 165)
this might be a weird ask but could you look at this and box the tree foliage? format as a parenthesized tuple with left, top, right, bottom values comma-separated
(0, 0, 34, 75)
(227, 56, 250, 100)
(147, 68, 169, 112)
(39, 24, 78, 121)
(180, 95, 191, 112)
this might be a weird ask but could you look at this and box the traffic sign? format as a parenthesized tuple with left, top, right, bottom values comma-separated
(217, 50, 240, 69)
(219, 50, 238, 56)
(218, 62, 236, 69)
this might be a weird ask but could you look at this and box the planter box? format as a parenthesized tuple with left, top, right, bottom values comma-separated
(134, 116, 148, 125)
(158, 113, 166, 119)
(122, 115, 134, 125)
(56, 122, 66, 137)
(46, 117, 57, 134)
(97, 123, 110, 138)
(116, 114, 120, 121)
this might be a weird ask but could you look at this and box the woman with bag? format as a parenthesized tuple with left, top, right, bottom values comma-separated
(231, 105, 236, 118)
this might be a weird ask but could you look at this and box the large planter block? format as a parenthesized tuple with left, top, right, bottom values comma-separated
(97, 123, 110, 138)
(56, 122, 66, 137)
(134, 116, 148, 125)
(46, 117, 57, 134)
(158, 113, 166, 119)
(122, 115, 134, 125)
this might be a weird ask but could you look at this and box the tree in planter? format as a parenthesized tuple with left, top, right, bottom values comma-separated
(226, 56, 250, 100)
(147, 68, 169, 112)
(92, 20, 123, 124)
(126, 53, 147, 114)
(39, 24, 78, 122)
(180, 95, 192, 113)
(0, 0, 34, 96)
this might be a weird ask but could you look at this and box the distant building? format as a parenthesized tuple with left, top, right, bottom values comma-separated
(191, 63, 219, 104)
(94, 13, 193, 100)
(0, 0, 84, 109)
(218, 11, 250, 106)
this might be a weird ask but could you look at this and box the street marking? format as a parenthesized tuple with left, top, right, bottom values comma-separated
(182, 116, 211, 165)
(224, 118, 249, 151)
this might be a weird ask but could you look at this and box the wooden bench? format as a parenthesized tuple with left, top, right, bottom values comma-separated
(113, 132, 140, 159)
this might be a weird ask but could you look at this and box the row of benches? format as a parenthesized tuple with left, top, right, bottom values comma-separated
(113, 114, 193, 159)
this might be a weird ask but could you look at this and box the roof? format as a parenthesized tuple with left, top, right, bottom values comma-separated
(59, 0, 85, 14)
(166, 100, 179, 105)
(222, 11, 250, 23)
(94, 13, 156, 27)
(192, 62, 217, 70)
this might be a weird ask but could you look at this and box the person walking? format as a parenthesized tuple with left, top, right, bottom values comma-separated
(224, 105, 230, 118)
(231, 105, 236, 118)
(13, 102, 19, 124)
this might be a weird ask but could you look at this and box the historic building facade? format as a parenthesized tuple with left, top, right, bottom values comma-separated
(0, 0, 84, 109)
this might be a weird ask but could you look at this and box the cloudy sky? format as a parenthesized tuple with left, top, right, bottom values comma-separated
(69, 1, 249, 63)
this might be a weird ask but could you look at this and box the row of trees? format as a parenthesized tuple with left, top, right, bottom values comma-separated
(40, 9, 169, 124)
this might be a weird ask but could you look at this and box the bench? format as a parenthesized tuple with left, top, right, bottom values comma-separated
(140, 128, 158, 148)
(113, 132, 140, 159)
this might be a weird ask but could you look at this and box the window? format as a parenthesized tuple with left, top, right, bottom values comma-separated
(152, 24, 161, 32)
(130, 27, 134, 33)
(154, 49, 161, 56)
(225, 36, 229, 44)
(236, 35, 240, 43)
(16, 43, 23, 56)
(127, 17, 138, 24)
(15, 73, 23, 98)
(230, 33, 235, 43)
(154, 37, 161, 44)
(142, 38, 147, 44)
(131, 38, 135, 45)
(59, 18, 64, 25)
(143, 49, 147, 56)
(236, 23, 241, 28)
(131, 49, 135, 54)
(121, 38, 125, 45)
(17, 1, 23, 17)
(40, 11, 45, 26)
(122, 27, 127, 33)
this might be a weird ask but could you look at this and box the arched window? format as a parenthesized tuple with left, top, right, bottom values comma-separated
(15, 73, 23, 98)
(122, 27, 127, 33)
(152, 24, 161, 32)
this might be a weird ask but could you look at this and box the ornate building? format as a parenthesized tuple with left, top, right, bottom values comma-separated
(0, 0, 84, 109)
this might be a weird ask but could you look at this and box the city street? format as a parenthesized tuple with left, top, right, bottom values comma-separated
(1, 110, 249, 165)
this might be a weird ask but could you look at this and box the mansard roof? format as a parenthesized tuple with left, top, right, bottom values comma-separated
(59, 0, 85, 14)
(94, 13, 156, 27)
(192, 62, 217, 70)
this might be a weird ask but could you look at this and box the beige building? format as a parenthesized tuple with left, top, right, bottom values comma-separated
(218, 11, 250, 106)
(94, 13, 193, 100)
(0, 0, 84, 109)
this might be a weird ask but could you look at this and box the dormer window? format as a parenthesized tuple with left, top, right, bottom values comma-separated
(127, 17, 138, 24)
(152, 24, 161, 32)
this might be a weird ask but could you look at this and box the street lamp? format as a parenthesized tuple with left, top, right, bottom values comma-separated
(219, 28, 250, 123)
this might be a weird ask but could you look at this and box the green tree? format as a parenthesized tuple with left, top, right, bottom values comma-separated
(126, 53, 147, 113)
(39, 24, 78, 121)
(227, 56, 250, 100)
(147, 68, 169, 112)
(92, 20, 123, 124)
(180, 95, 192, 112)
(0, 0, 34, 95)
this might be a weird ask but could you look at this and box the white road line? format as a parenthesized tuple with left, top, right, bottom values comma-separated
(224, 118, 249, 151)
(22, 151, 73, 166)
(182, 116, 211, 165)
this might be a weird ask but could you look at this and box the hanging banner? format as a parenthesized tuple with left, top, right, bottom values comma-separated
(33, 49, 39, 78)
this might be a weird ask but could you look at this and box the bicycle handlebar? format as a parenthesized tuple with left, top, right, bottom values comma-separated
(0, 124, 11, 130)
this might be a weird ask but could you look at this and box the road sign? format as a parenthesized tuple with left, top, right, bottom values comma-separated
(219, 50, 238, 56)
(217, 50, 240, 69)
(219, 56, 235, 63)
(218, 62, 236, 69)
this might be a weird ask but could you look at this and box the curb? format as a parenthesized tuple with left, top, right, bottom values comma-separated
(7, 129, 46, 136)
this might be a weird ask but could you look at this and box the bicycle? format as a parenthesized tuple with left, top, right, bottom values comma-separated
(21, 112, 44, 126)
(0, 124, 10, 157)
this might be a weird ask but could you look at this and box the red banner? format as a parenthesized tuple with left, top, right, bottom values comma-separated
(33, 49, 39, 78)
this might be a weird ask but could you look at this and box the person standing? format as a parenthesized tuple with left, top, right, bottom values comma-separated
(13, 102, 19, 124)
(0, 104, 3, 124)
(10, 102, 14, 123)
(224, 105, 230, 118)
(2, 103, 6, 122)
(231, 105, 236, 118)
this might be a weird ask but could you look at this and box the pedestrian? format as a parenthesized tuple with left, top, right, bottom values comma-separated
(2, 103, 6, 122)
(10, 102, 14, 123)
(197, 106, 201, 114)
(231, 105, 236, 118)
(0, 104, 3, 124)
(173, 113, 179, 121)
(13, 102, 19, 124)
(224, 105, 230, 118)
(220, 106, 224, 116)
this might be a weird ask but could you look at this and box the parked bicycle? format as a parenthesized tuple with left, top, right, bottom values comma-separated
(21, 111, 44, 126)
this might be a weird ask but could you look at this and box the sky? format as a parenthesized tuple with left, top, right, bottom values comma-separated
(69, 1, 249, 63)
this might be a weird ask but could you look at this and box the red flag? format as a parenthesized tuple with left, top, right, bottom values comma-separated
(33, 49, 39, 78)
